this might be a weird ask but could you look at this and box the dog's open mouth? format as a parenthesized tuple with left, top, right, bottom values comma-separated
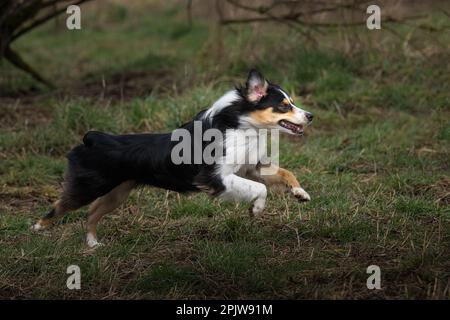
(278, 120, 304, 134)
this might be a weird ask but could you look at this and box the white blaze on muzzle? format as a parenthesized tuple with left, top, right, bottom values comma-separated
(277, 88, 309, 125)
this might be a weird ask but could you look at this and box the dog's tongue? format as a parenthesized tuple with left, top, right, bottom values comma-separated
(280, 120, 303, 134)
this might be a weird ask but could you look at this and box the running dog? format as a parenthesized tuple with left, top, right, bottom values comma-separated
(32, 70, 313, 247)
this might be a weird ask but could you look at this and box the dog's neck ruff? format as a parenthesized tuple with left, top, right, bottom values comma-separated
(203, 90, 240, 120)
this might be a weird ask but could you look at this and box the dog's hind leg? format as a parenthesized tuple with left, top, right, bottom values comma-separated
(32, 173, 113, 231)
(32, 196, 83, 231)
(86, 180, 135, 248)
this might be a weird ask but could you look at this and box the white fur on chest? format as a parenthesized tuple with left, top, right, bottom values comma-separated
(215, 129, 268, 214)
(217, 129, 267, 177)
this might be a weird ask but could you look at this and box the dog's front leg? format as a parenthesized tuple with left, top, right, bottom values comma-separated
(220, 174, 267, 216)
(257, 164, 311, 202)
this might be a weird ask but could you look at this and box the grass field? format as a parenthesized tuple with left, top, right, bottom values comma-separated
(0, 2, 449, 299)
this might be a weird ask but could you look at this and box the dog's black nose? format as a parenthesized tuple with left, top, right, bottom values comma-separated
(305, 112, 314, 122)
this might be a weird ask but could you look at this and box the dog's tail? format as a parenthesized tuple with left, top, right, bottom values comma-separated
(33, 131, 129, 230)
(65, 131, 129, 202)
(82, 131, 121, 148)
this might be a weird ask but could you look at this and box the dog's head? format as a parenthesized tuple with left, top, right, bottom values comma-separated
(241, 69, 313, 135)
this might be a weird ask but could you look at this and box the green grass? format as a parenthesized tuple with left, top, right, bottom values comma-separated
(0, 2, 449, 299)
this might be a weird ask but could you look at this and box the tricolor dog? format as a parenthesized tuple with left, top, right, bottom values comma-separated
(32, 70, 314, 247)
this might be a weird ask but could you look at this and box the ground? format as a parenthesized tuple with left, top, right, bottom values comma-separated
(0, 2, 449, 299)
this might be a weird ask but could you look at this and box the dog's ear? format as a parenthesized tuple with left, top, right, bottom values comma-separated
(246, 69, 268, 103)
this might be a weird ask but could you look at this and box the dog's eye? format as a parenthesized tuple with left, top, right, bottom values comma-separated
(277, 104, 292, 113)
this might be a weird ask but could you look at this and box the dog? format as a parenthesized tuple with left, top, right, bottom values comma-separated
(32, 70, 313, 247)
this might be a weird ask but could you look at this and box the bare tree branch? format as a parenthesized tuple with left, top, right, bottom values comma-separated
(186, 0, 193, 27)
(0, 0, 94, 87)
(221, 0, 428, 28)
(11, 0, 93, 42)
(4, 46, 54, 88)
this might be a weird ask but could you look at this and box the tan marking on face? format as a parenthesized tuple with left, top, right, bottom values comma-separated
(282, 98, 289, 105)
(249, 107, 297, 126)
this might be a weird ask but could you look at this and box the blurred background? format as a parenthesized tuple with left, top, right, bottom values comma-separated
(0, 0, 449, 299)
(1, 0, 449, 100)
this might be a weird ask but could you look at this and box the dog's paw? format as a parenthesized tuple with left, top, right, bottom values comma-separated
(292, 187, 311, 202)
(31, 221, 46, 232)
(249, 199, 265, 217)
(86, 233, 103, 249)
(87, 239, 104, 249)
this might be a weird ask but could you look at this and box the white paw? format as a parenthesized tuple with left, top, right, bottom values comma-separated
(292, 187, 311, 202)
(86, 236, 104, 248)
(31, 222, 44, 231)
(87, 239, 104, 248)
(250, 198, 266, 216)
